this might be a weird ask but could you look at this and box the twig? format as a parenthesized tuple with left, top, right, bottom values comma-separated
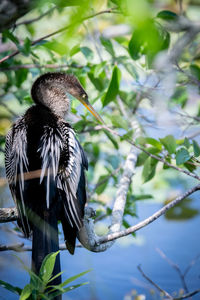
(0, 8, 119, 64)
(173, 289, 200, 300)
(0, 63, 83, 71)
(0, 243, 82, 252)
(15, 6, 57, 27)
(156, 248, 189, 293)
(89, 165, 121, 197)
(183, 253, 200, 277)
(137, 265, 173, 299)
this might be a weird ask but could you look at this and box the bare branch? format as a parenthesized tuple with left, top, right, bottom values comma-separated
(156, 248, 189, 293)
(0, 63, 83, 71)
(138, 265, 173, 299)
(98, 183, 200, 244)
(15, 6, 57, 27)
(0, 207, 17, 223)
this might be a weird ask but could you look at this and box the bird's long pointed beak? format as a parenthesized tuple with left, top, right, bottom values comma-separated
(79, 98, 104, 124)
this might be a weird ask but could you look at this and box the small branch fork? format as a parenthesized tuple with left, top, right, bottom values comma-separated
(138, 248, 200, 300)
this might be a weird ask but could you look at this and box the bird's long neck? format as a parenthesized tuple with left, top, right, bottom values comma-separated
(39, 86, 70, 118)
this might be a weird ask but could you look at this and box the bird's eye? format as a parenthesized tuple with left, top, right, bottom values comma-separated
(82, 94, 86, 99)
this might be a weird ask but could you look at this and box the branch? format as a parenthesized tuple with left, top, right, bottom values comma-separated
(0, 207, 17, 223)
(138, 264, 200, 300)
(15, 6, 57, 27)
(138, 265, 173, 299)
(98, 183, 200, 244)
(77, 120, 141, 252)
(0, 8, 118, 64)
(0, 242, 82, 252)
(0, 63, 83, 71)
(156, 248, 189, 293)
(1, 184, 200, 252)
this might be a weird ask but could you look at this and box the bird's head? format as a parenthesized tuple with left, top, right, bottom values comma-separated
(31, 72, 103, 123)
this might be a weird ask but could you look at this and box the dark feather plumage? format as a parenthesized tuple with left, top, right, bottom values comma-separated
(5, 73, 90, 296)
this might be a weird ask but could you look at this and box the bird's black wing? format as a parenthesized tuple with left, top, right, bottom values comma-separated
(57, 123, 88, 254)
(5, 118, 31, 237)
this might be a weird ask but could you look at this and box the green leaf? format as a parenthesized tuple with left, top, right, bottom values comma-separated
(59, 269, 91, 288)
(134, 194, 153, 201)
(120, 129, 134, 141)
(93, 61, 107, 78)
(20, 284, 33, 300)
(190, 65, 200, 80)
(102, 66, 121, 107)
(136, 152, 148, 167)
(104, 130, 119, 149)
(128, 29, 143, 60)
(142, 157, 158, 183)
(56, 0, 87, 7)
(183, 137, 190, 149)
(0, 279, 21, 295)
(100, 37, 115, 57)
(80, 47, 94, 60)
(15, 69, 28, 88)
(88, 72, 105, 91)
(22, 37, 31, 56)
(145, 137, 162, 150)
(193, 140, 200, 157)
(48, 282, 88, 299)
(96, 175, 109, 195)
(110, 115, 128, 130)
(176, 148, 190, 165)
(69, 45, 80, 56)
(2, 30, 19, 46)
(44, 40, 67, 55)
(184, 160, 196, 172)
(160, 135, 176, 154)
(39, 251, 60, 283)
(157, 10, 178, 20)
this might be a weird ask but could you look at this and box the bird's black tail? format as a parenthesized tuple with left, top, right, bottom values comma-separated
(31, 207, 61, 299)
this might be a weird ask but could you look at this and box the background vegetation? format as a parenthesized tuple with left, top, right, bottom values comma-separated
(0, 0, 200, 299)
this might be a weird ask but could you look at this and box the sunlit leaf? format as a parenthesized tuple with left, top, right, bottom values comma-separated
(39, 251, 60, 283)
(60, 269, 91, 287)
(43, 40, 67, 55)
(160, 135, 176, 154)
(111, 115, 128, 130)
(20, 284, 33, 300)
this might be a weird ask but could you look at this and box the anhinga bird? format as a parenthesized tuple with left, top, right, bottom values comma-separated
(5, 72, 102, 293)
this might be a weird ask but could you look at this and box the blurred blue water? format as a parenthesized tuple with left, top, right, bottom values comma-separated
(0, 191, 200, 300)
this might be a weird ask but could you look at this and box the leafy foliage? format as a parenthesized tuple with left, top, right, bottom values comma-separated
(0, 252, 90, 300)
(1, 0, 200, 297)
